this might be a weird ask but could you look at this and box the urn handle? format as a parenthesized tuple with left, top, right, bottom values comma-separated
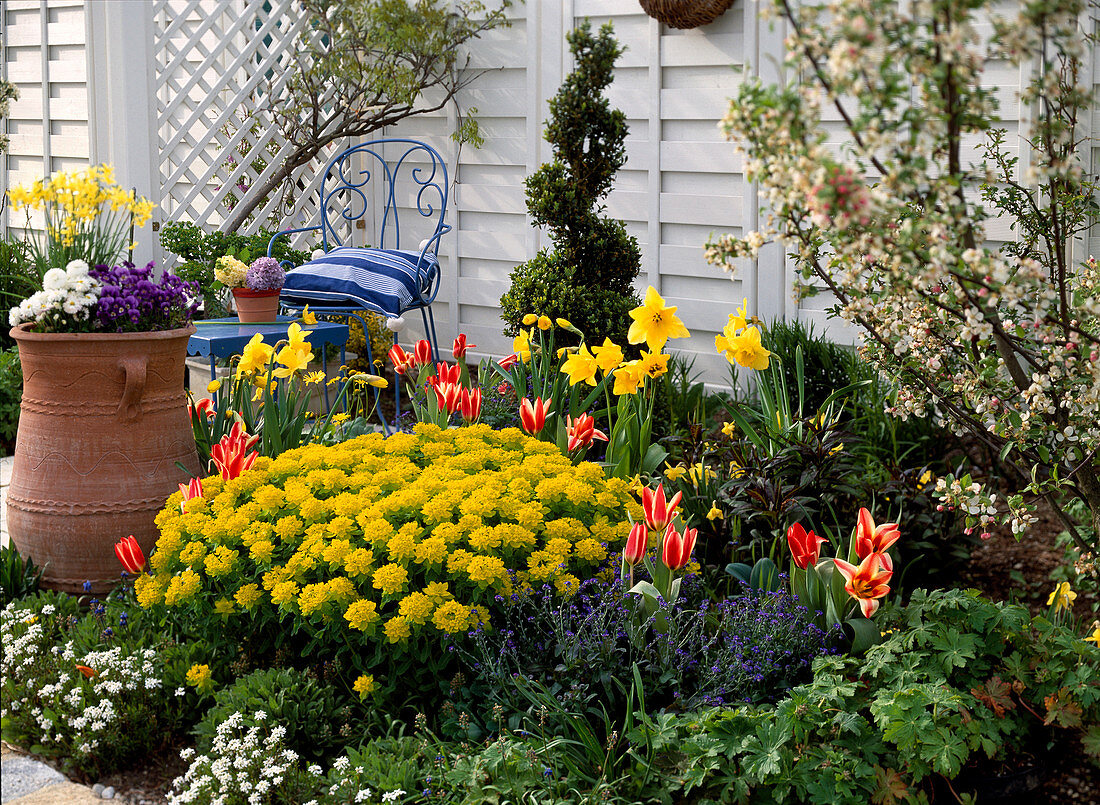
(118, 356, 147, 422)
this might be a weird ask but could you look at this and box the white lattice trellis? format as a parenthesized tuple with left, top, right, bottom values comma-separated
(150, 0, 341, 256)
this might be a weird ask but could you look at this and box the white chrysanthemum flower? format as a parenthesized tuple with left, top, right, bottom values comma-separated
(42, 267, 68, 290)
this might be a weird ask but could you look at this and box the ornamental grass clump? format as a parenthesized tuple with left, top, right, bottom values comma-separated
(140, 424, 639, 689)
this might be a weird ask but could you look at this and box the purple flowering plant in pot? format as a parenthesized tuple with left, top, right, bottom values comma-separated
(6, 259, 202, 594)
(216, 255, 285, 323)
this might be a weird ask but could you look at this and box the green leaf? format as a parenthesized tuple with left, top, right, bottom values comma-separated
(725, 562, 752, 584)
(843, 617, 881, 656)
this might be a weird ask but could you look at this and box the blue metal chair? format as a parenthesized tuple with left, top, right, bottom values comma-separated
(267, 138, 451, 429)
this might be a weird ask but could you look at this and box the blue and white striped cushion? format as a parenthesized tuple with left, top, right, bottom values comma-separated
(280, 247, 439, 316)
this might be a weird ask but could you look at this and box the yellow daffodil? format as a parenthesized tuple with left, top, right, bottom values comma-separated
(513, 329, 533, 362)
(301, 305, 318, 325)
(627, 286, 690, 350)
(591, 338, 624, 375)
(207, 379, 221, 393)
(537, 315, 552, 331)
(663, 465, 688, 481)
(722, 325, 771, 371)
(561, 345, 599, 387)
(1047, 581, 1077, 612)
(557, 317, 573, 329)
(352, 373, 388, 388)
(522, 313, 539, 326)
(688, 462, 716, 487)
(612, 360, 645, 395)
(639, 349, 670, 379)
(721, 421, 737, 437)
(273, 344, 313, 378)
(236, 334, 274, 377)
(707, 504, 724, 521)
(1085, 622, 1100, 646)
(286, 322, 313, 357)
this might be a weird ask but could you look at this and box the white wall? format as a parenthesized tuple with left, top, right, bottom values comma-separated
(2, 0, 1095, 385)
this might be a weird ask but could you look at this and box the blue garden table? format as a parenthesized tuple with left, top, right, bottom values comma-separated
(187, 316, 350, 383)
(187, 317, 351, 416)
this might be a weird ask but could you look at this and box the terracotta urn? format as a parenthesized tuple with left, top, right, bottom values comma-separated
(6, 324, 200, 594)
(231, 287, 281, 323)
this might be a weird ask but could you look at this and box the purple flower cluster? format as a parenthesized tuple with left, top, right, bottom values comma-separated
(245, 257, 285, 291)
(90, 261, 199, 333)
(456, 572, 838, 721)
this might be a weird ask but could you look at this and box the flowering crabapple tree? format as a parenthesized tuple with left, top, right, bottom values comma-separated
(705, 0, 1100, 567)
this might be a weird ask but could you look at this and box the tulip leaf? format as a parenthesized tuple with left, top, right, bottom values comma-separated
(750, 558, 781, 592)
(627, 580, 663, 601)
(725, 562, 753, 584)
(640, 443, 668, 475)
(843, 617, 881, 655)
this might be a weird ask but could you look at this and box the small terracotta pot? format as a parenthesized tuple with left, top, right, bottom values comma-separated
(7, 324, 200, 594)
(232, 288, 282, 323)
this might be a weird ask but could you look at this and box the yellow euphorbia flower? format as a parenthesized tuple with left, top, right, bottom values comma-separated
(561, 345, 599, 386)
(627, 286, 690, 351)
(353, 674, 375, 698)
(591, 338, 624, 375)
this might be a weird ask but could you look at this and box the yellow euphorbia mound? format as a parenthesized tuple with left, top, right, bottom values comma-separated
(140, 424, 640, 648)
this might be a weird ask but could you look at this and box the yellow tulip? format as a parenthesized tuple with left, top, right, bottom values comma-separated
(206, 379, 222, 393)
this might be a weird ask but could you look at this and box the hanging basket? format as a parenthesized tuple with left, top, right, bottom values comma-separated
(639, 0, 737, 29)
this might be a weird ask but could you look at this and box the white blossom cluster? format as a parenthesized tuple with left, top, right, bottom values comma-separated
(168, 712, 411, 804)
(705, 0, 1100, 547)
(1, 600, 164, 765)
(8, 259, 101, 328)
(168, 713, 305, 805)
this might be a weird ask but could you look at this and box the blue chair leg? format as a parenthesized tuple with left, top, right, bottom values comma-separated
(420, 305, 442, 364)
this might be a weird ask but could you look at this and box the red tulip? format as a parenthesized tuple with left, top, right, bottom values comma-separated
(854, 508, 900, 559)
(460, 387, 482, 423)
(188, 397, 215, 420)
(210, 422, 259, 480)
(179, 477, 204, 514)
(519, 397, 551, 435)
(565, 413, 608, 452)
(388, 344, 414, 375)
(114, 535, 146, 575)
(498, 353, 519, 370)
(660, 523, 697, 571)
(413, 339, 433, 366)
(623, 521, 647, 565)
(434, 381, 463, 415)
(435, 362, 461, 386)
(833, 553, 893, 617)
(786, 522, 828, 570)
(641, 483, 683, 533)
(452, 334, 476, 361)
